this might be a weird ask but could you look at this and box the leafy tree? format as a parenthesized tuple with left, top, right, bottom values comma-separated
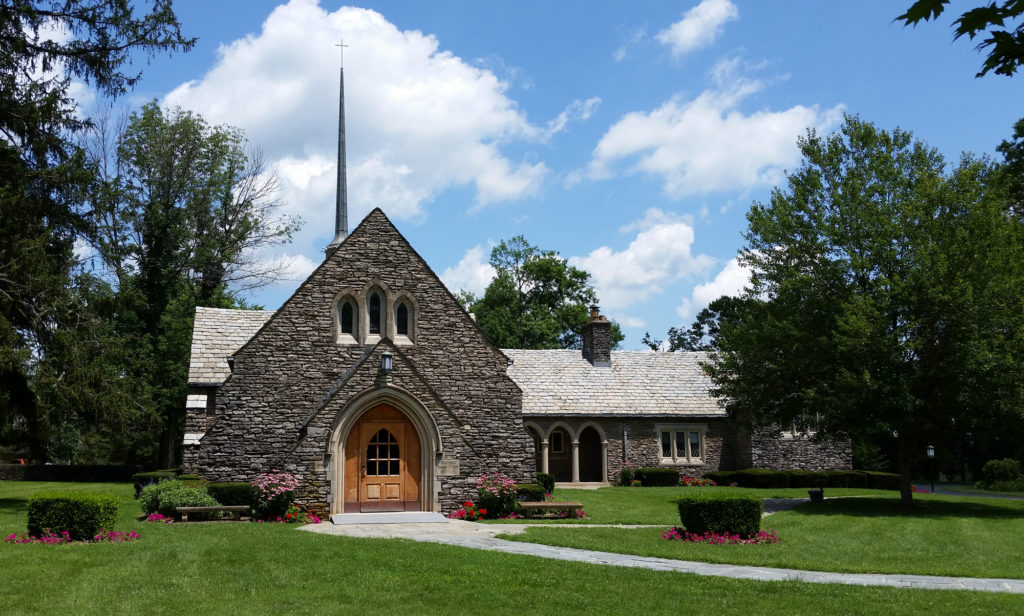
(996, 116, 1024, 215)
(467, 236, 623, 350)
(83, 102, 298, 466)
(898, 1, 1024, 76)
(703, 116, 1024, 503)
(643, 295, 752, 352)
(0, 1, 193, 461)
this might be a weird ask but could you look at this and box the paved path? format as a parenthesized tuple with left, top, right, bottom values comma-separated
(301, 516, 1024, 594)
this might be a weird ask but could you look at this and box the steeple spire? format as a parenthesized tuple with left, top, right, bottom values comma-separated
(326, 40, 348, 256)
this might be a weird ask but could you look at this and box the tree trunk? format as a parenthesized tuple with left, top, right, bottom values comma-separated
(897, 432, 916, 504)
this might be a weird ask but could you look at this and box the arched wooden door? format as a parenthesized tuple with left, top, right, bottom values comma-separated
(344, 405, 421, 512)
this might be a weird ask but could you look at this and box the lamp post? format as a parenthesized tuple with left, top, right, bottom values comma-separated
(926, 444, 935, 494)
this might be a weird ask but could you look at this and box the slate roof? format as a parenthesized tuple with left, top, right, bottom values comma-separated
(188, 307, 275, 384)
(185, 307, 726, 417)
(502, 349, 726, 417)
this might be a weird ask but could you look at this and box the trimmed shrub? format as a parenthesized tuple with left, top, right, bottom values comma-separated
(633, 467, 679, 487)
(705, 470, 738, 485)
(207, 482, 259, 506)
(138, 480, 184, 514)
(514, 483, 545, 502)
(27, 491, 119, 540)
(859, 471, 899, 490)
(158, 487, 219, 520)
(677, 493, 762, 538)
(784, 470, 819, 488)
(536, 472, 555, 495)
(132, 470, 177, 497)
(734, 469, 789, 489)
(982, 459, 1022, 484)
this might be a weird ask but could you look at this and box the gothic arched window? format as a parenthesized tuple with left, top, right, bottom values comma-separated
(368, 291, 382, 335)
(396, 302, 409, 336)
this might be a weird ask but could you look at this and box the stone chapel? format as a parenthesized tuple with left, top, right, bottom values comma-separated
(181, 62, 849, 517)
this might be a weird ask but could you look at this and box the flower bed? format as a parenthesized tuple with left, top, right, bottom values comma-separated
(5, 528, 139, 544)
(448, 501, 486, 521)
(661, 527, 778, 544)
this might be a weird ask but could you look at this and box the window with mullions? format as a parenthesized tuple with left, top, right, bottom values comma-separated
(365, 429, 400, 476)
(658, 426, 705, 464)
(368, 291, 382, 335)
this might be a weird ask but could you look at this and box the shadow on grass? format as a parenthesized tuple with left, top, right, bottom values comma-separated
(0, 497, 27, 516)
(791, 497, 1024, 520)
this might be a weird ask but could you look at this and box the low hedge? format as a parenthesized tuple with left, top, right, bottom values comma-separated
(705, 469, 900, 490)
(514, 483, 546, 502)
(536, 473, 555, 495)
(27, 491, 119, 540)
(633, 467, 679, 487)
(677, 492, 762, 538)
(207, 482, 258, 506)
(158, 487, 220, 519)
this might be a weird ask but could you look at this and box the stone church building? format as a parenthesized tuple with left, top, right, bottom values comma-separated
(182, 65, 847, 516)
(183, 209, 850, 516)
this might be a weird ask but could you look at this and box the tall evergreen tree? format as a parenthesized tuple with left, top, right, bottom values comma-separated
(0, 1, 193, 461)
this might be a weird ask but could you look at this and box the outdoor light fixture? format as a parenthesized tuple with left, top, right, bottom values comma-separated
(926, 444, 936, 494)
(380, 351, 394, 373)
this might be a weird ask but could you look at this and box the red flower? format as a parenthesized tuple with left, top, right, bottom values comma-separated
(479, 509, 487, 515)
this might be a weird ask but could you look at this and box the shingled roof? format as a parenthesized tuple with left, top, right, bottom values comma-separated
(188, 307, 275, 384)
(502, 349, 726, 417)
(186, 307, 726, 417)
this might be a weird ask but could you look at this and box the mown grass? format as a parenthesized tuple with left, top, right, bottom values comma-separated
(486, 485, 894, 525)
(499, 490, 1024, 578)
(2, 481, 1022, 615)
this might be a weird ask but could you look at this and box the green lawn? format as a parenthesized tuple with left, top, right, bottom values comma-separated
(2, 481, 1021, 615)
(486, 485, 897, 525)
(499, 489, 1024, 578)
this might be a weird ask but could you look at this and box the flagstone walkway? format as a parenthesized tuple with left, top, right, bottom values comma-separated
(301, 506, 1024, 594)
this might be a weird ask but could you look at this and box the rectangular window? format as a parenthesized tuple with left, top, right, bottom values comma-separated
(656, 425, 706, 465)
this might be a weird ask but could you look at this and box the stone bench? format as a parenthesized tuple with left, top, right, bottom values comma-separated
(176, 505, 251, 522)
(518, 501, 584, 518)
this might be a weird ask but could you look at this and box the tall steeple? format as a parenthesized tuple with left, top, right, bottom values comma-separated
(326, 41, 348, 256)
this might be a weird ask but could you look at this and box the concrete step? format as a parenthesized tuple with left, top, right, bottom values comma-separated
(330, 511, 448, 525)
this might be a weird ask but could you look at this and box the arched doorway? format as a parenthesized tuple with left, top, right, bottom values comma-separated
(548, 426, 572, 482)
(578, 426, 603, 482)
(343, 405, 421, 512)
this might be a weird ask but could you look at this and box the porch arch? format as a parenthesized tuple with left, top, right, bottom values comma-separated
(327, 387, 442, 514)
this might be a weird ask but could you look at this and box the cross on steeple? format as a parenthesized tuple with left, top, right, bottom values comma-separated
(326, 39, 349, 256)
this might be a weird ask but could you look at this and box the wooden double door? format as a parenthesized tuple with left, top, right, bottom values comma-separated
(344, 405, 421, 512)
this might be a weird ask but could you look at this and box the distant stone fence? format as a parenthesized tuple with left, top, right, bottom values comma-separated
(0, 464, 142, 482)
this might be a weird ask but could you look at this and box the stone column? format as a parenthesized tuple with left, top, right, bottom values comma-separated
(571, 440, 580, 483)
(600, 440, 608, 483)
(541, 439, 550, 474)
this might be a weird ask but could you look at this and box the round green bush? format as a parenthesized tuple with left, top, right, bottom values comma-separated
(157, 487, 219, 519)
(982, 458, 1022, 484)
(138, 479, 185, 514)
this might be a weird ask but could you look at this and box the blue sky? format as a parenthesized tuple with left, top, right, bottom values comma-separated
(110, 0, 1022, 348)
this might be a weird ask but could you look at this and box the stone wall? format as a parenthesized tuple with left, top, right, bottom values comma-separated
(524, 417, 730, 484)
(190, 209, 535, 513)
(750, 429, 852, 470)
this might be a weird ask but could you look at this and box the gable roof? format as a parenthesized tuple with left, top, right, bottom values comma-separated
(502, 349, 726, 417)
(188, 307, 276, 384)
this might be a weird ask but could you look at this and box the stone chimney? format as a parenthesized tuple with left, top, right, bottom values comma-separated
(582, 305, 611, 367)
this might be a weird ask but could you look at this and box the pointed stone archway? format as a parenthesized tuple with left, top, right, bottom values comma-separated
(328, 387, 442, 514)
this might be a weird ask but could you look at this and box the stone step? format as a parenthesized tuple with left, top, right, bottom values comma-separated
(330, 511, 448, 525)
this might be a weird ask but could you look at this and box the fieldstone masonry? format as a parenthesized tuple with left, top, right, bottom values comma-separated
(185, 208, 851, 515)
(188, 209, 535, 514)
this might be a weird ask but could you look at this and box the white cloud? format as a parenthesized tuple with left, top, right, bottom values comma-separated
(542, 97, 601, 140)
(587, 59, 844, 198)
(440, 245, 496, 296)
(162, 0, 559, 254)
(676, 257, 750, 321)
(613, 26, 647, 62)
(657, 0, 738, 58)
(569, 208, 714, 311)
